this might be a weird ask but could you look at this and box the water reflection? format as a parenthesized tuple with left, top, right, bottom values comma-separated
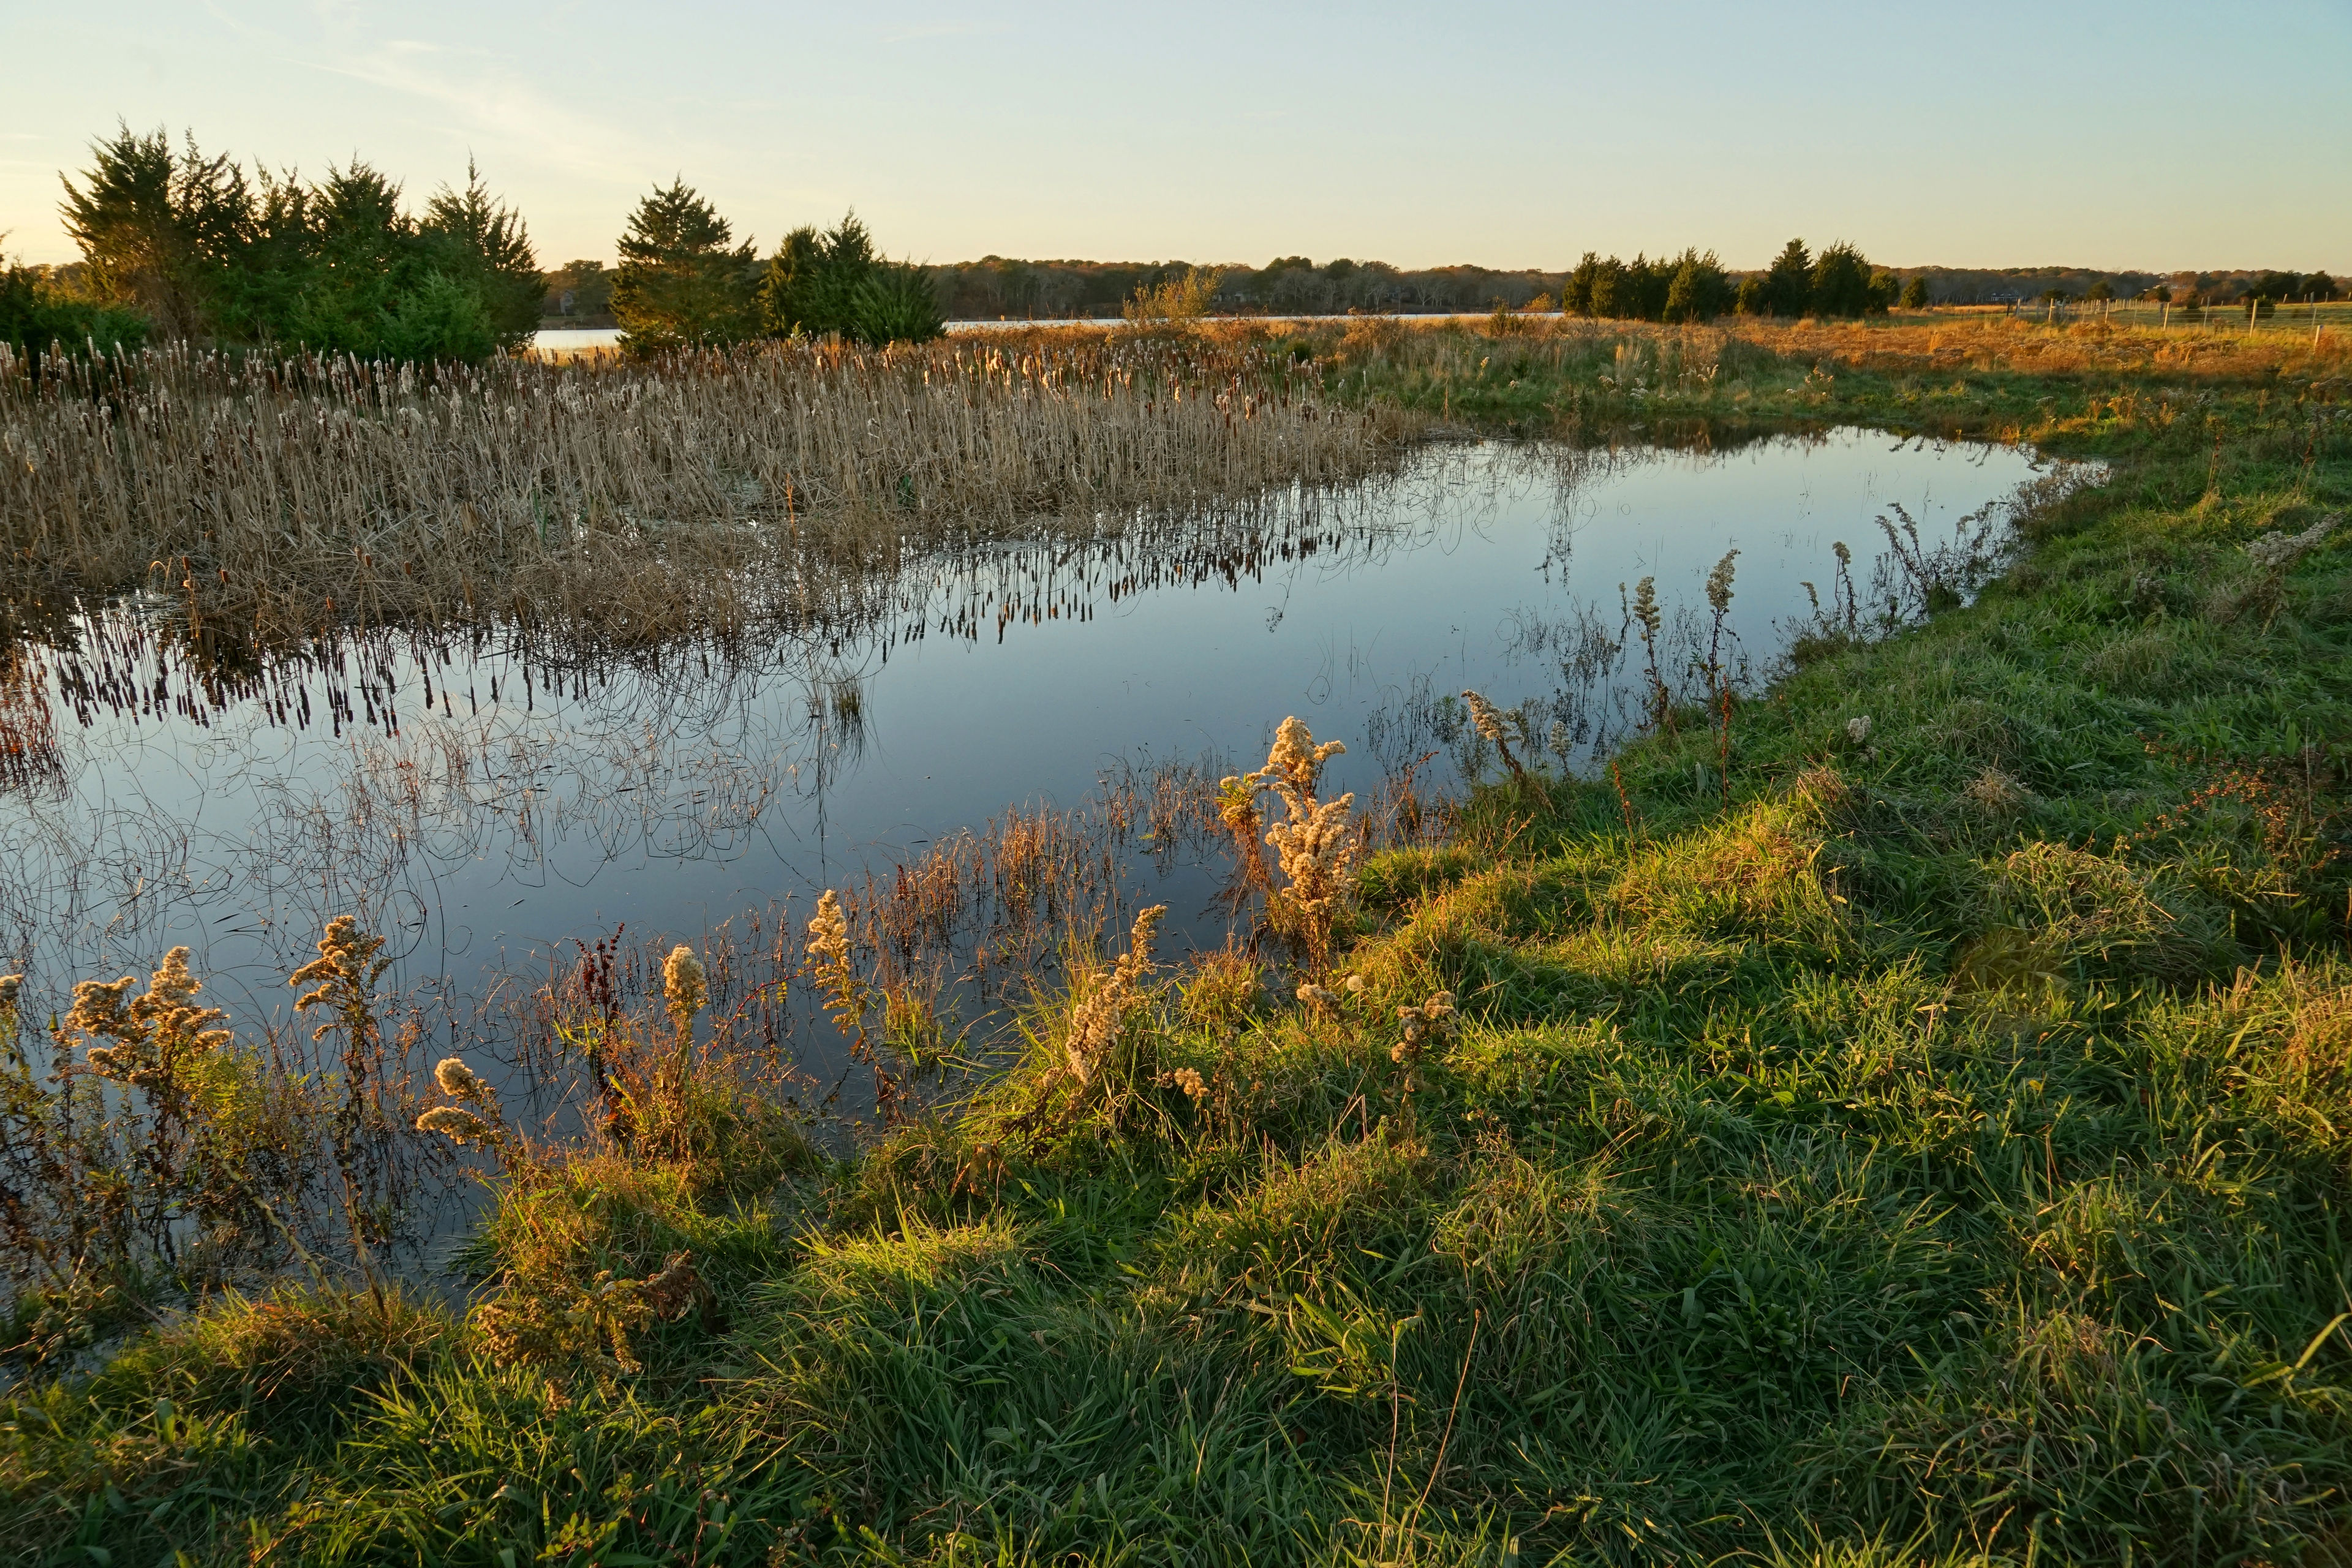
(0, 431, 2053, 1071)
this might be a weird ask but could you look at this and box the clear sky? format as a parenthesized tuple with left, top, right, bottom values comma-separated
(4, 0, 2348, 274)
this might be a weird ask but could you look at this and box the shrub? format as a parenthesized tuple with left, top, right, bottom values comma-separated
(0, 261, 148, 363)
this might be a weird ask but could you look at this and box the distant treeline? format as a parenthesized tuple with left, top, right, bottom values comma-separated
(918, 241, 1903, 323)
(917, 256, 1561, 320)
(1885, 265, 2339, 307)
(12, 127, 2340, 362)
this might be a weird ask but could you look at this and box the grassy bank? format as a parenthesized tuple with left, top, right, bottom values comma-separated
(5, 318, 2352, 1565)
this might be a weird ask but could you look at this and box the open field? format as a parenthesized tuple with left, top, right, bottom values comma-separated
(4, 315, 2352, 1564)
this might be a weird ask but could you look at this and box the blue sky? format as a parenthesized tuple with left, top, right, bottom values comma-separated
(4, 0, 2346, 273)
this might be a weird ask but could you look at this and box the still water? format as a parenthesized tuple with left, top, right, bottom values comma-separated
(0, 431, 2047, 1057)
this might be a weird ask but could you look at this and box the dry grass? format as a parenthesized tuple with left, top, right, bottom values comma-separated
(0, 334, 1423, 647)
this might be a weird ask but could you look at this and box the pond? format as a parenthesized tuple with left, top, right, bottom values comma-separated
(0, 428, 2049, 1121)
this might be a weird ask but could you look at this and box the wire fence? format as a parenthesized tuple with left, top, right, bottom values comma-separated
(1985, 295, 2349, 341)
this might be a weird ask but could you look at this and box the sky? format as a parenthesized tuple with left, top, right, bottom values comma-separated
(3, 0, 2348, 275)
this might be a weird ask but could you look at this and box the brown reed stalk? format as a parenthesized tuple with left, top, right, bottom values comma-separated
(0, 337, 1423, 647)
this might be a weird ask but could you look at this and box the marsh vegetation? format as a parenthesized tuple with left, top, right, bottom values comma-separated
(2, 312, 2351, 1566)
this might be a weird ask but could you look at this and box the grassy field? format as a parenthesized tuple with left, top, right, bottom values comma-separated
(4, 315, 2352, 1565)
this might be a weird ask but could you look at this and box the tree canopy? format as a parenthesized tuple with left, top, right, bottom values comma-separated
(56, 124, 540, 361)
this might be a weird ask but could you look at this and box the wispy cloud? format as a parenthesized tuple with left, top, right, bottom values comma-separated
(881, 20, 1009, 43)
(313, 39, 659, 184)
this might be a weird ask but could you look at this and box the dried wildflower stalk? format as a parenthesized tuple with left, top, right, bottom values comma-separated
(416, 1054, 519, 1167)
(1064, 904, 1167, 1087)
(1234, 717, 1358, 971)
(69, 948, 232, 1106)
(662, 945, 707, 1052)
(290, 916, 400, 1283)
(1632, 575, 1673, 733)
(477, 1247, 706, 1376)
(1390, 990, 1457, 1102)
(1705, 550, 1740, 809)
(1461, 688, 1547, 805)
(809, 889, 898, 1117)
(2245, 516, 2338, 574)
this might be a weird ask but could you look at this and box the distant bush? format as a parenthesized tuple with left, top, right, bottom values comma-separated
(1807, 243, 1888, 317)
(2246, 269, 2339, 303)
(758, 212, 941, 346)
(850, 261, 948, 346)
(1662, 249, 1732, 322)
(1899, 275, 1930, 309)
(1562, 251, 1689, 322)
(0, 260, 148, 364)
(1123, 266, 1228, 328)
(1757, 238, 1815, 317)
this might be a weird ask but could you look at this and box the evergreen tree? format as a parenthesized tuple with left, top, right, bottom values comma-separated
(421, 162, 541, 347)
(59, 124, 252, 339)
(0, 258, 148, 363)
(1898, 275, 1929, 309)
(1621, 254, 1672, 321)
(1586, 255, 1628, 319)
(58, 126, 538, 361)
(762, 213, 942, 345)
(1808, 242, 1882, 318)
(1760, 238, 1812, 318)
(611, 180, 760, 352)
(762, 213, 878, 339)
(1662, 249, 1730, 323)
(849, 263, 946, 347)
(1561, 252, 1600, 317)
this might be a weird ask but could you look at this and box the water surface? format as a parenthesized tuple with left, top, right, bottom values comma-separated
(1, 431, 2046, 1057)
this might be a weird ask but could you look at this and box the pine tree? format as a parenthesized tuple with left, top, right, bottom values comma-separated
(611, 180, 760, 352)
(58, 124, 252, 339)
(1663, 249, 1730, 323)
(1808, 242, 1881, 318)
(422, 162, 541, 349)
(1760, 238, 1812, 318)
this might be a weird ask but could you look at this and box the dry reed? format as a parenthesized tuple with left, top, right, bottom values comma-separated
(0, 336, 1424, 647)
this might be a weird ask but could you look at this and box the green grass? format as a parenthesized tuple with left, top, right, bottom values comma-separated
(5, 321, 2352, 1565)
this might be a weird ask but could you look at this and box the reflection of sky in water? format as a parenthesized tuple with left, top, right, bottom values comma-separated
(1, 430, 2045, 1039)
